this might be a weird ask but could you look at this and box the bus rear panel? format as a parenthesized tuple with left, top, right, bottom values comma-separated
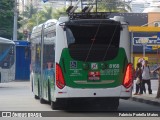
(54, 17, 133, 109)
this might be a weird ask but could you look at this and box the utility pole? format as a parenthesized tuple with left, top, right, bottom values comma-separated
(13, 0, 18, 41)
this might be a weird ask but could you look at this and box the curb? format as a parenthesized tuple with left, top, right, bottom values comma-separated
(130, 97, 160, 106)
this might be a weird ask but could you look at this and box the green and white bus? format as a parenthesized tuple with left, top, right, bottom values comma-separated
(30, 13, 133, 110)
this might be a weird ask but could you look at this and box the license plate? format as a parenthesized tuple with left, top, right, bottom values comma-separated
(88, 71, 100, 81)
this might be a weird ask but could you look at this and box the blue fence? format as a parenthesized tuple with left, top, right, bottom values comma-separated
(14, 41, 31, 80)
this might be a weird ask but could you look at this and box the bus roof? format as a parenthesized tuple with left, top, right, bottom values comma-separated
(44, 19, 57, 29)
(0, 37, 15, 44)
(45, 19, 57, 24)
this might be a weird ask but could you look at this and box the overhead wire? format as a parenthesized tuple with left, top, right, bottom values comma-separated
(85, 20, 103, 62)
(102, 22, 119, 61)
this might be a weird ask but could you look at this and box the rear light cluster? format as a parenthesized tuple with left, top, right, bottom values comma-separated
(56, 63, 65, 89)
(123, 63, 133, 88)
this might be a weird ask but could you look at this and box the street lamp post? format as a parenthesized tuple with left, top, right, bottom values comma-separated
(139, 37, 149, 58)
(13, 0, 18, 41)
(143, 44, 147, 57)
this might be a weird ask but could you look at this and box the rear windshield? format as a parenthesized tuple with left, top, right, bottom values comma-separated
(65, 20, 121, 62)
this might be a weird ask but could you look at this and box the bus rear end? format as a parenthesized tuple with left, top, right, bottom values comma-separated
(53, 16, 133, 110)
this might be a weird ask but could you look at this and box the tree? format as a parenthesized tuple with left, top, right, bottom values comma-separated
(41, 6, 54, 21)
(97, 0, 131, 12)
(24, 11, 45, 32)
(52, 7, 67, 19)
(19, 3, 38, 39)
(20, 6, 52, 33)
(20, 5, 67, 33)
(22, 3, 38, 19)
(0, 0, 14, 39)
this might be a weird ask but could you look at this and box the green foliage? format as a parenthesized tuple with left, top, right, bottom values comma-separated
(20, 5, 67, 33)
(17, 32, 24, 40)
(22, 3, 38, 19)
(97, 0, 131, 12)
(0, 0, 14, 39)
(0, 0, 131, 40)
(19, 0, 131, 38)
(52, 7, 67, 19)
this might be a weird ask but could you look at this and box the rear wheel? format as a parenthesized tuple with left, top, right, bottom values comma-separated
(105, 98, 119, 111)
(40, 97, 46, 104)
(51, 99, 68, 110)
(34, 95, 39, 99)
(51, 101, 61, 110)
(111, 101, 119, 110)
(94, 98, 119, 111)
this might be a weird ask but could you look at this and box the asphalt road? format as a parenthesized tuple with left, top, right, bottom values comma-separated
(0, 80, 160, 118)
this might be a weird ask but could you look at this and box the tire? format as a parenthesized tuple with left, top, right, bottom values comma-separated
(51, 101, 59, 110)
(51, 99, 67, 110)
(107, 98, 119, 111)
(97, 98, 119, 111)
(34, 95, 39, 99)
(40, 97, 46, 104)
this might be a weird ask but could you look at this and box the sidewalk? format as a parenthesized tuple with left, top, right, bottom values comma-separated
(131, 91, 160, 106)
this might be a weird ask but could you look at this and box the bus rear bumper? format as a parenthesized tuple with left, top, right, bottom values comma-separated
(53, 85, 132, 100)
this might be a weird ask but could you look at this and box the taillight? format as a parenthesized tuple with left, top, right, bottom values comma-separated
(56, 63, 65, 89)
(123, 63, 133, 88)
